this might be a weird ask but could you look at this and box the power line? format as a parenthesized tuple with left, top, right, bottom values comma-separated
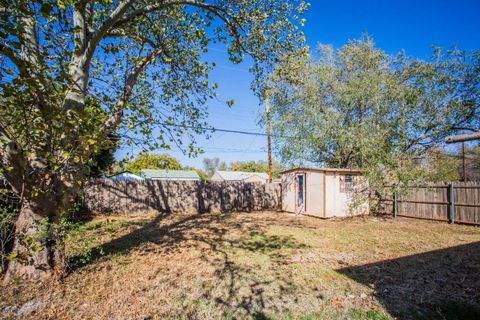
(153, 147, 266, 154)
(164, 123, 296, 139)
(167, 123, 270, 137)
(123, 143, 267, 154)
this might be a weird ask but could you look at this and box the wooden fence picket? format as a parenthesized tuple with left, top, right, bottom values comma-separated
(382, 181, 480, 225)
(83, 180, 281, 215)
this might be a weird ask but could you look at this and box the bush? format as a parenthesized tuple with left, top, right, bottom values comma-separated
(0, 186, 19, 273)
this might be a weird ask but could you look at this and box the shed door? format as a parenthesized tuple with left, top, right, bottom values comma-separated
(297, 174, 305, 208)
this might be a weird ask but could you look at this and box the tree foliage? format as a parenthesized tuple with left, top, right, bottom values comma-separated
(125, 153, 182, 174)
(203, 157, 227, 177)
(87, 134, 119, 178)
(229, 160, 282, 178)
(0, 0, 307, 277)
(423, 149, 460, 182)
(269, 36, 480, 193)
(182, 166, 208, 182)
(459, 144, 480, 181)
(203, 158, 283, 178)
(0, 182, 18, 273)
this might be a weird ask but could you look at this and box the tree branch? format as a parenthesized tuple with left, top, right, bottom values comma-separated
(64, 1, 135, 111)
(404, 105, 478, 150)
(8, 5, 50, 114)
(445, 131, 480, 144)
(0, 41, 28, 77)
(85, 0, 134, 64)
(179, 1, 249, 54)
(107, 28, 158, 49)
(113, 3, 164, 24)
(101, 47, 164, 136)
(112, 1, 250, 54)
(72, 0, 249, 119)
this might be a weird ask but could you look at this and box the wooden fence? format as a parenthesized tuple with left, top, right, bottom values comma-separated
(83, 179, 281, 215)
(378, 182, 480, 225)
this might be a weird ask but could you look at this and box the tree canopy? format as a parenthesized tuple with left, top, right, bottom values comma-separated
(423, 149, 460, 182)
(124, 153, 182, 174)
(0, 0, 307, 278)
(229, 160, 283, 178)
(203, 157, 227, 177)
(269, 36, 480, 190)
(458, 144, 480, 181)
(182, 166, 208, 181)
(87, 134, 119, 178)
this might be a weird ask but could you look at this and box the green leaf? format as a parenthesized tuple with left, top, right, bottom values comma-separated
(6, 251, 18, 261)
(40, 2, 54, 16)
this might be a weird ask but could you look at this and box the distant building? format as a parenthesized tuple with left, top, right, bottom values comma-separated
(107, 171, 145, 181)
(210, 171, 269, 183)
(141, 169, 200, 181)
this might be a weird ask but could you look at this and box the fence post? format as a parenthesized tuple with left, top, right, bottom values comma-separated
(393, 186, 398, 218)
(448, 183, 455, 224)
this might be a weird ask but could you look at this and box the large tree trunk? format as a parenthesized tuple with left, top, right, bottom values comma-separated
(4, 205, 64, 281)
(2, 143, 76, 281)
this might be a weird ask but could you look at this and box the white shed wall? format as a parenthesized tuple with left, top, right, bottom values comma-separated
(325, 172, 349, 217)
(281, 169, 367, 218)
(305, 171, 324, 217)
(281, 172, 296, 213)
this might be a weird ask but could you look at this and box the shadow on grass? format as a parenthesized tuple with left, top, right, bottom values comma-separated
(233, 231, 308, 253)
(337, 241, 480, 320)
(68, 211, 307, 318)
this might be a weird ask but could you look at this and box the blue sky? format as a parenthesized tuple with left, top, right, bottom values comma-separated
(116, 0, 480, 169)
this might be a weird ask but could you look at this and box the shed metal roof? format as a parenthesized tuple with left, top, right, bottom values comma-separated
(214, 171, 269, 181)
(141, 169, 200, 180)
(107, 171, 145, 180)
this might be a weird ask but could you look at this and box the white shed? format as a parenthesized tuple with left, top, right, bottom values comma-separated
(280, 167, 368, 218)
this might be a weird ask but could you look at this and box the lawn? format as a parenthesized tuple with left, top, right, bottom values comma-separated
(1, 211, 480, 319)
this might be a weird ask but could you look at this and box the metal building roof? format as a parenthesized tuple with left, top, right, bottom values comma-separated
(214, 171, 269, 181)
(141, 169, 200, 180)
(107, 171, 145, 180)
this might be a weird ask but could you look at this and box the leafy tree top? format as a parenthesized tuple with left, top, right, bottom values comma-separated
(0, 0, 308, 206)
(229, 160, 282, 178)
(269, 35, 479, 190)
(124, 153, 181, 174)
(0, 0, 308, 278)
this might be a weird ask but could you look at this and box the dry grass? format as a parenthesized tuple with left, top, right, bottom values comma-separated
(1, 211, 480, 319)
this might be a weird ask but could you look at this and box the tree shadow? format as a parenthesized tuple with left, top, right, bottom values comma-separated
(337, 241, 480, 319)
(232, 231, 308, 253)
(68, 211, 306, 318)
(83, 180, 282, 215)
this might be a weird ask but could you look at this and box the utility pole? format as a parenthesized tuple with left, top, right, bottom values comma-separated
(265, 90, 273, 183)
(462, 142, 467, 182)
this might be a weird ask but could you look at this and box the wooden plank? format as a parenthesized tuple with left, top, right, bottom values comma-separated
(397, 214, 449, 222)
(380, 182, 480, 225)
(455, 203, 480, 208)
(397, 200, 449, 205)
